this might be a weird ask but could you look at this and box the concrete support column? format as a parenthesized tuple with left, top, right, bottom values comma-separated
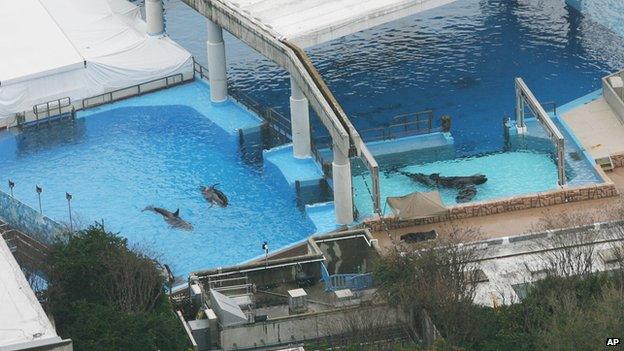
(206, 20, 228, 103)
(145, 0, 164, 36)
(332, 147, 354, 225)
(290, 77, 311, 158)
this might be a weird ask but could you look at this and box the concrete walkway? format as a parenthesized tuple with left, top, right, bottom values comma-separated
(371, 168, 624, 252)
(561, 97, 624, 159)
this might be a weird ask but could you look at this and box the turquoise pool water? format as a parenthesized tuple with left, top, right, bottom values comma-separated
(353, 151, 559, 216)
(0, 82, 316, 276)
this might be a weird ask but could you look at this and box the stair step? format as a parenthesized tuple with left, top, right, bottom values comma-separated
(597, 156, 614, 172)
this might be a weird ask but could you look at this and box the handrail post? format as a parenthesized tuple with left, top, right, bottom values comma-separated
(428, 113, 432, 132)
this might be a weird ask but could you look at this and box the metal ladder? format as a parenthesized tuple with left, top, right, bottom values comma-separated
(26, 97, 76, 127)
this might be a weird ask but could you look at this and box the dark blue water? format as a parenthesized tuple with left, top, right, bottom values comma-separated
(165, 0, 624, 155)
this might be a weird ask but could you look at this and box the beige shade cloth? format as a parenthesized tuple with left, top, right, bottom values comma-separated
(386, 191, 448, 220)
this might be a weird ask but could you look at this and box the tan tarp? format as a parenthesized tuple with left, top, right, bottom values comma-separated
(386, 191, 448, 220)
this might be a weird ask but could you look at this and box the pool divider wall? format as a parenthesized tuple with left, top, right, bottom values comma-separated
(364, 180, 618, 232)
(0, 189, 65, 244)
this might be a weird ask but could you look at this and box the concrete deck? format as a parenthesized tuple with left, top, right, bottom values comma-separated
(371, 168, 624, 252)
(263, 144, 324, 189)
(561, 97, 624, 159)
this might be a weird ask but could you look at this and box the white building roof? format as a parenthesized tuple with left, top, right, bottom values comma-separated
(0, 0, 192, 118)
(228, 0, 457, 48)
(0, 0, 84, 85)
(0, 238, 61, 349)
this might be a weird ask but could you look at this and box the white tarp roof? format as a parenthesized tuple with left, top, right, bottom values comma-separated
(0, 238, 62, 349)
(0, 0, 192, 118)
(386, 191, 448, 220)
(0, 0, 84, 85)
(228, 0, 457, 48)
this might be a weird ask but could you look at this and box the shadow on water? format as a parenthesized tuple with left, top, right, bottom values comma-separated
(15, 118, 87, 157)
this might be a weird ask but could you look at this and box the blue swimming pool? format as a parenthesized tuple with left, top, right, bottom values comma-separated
(353, 150, 559, 215)
(165, 0, 624, 156)
(3, 0, 623, 275)
(0, 82, 316, 276)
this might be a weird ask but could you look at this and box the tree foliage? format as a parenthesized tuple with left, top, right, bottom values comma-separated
(373, 222, 624, 351)
(46, 224, 189, 351)
(374, 224, 483, 347)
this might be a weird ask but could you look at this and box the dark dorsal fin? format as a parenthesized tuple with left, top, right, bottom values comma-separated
(173, 209, 180, 217)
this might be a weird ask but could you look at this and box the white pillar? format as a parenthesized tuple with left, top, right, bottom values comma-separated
(206, 20, 228, 103)
(290, 77, 311, 158)
(333, 147, 354, 225)
(145, 0, 164, 36)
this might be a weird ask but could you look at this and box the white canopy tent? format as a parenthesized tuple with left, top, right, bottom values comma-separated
(386, 191, 448, 220)
(0, 0, 193, 121)
(227, 0, 457, 48)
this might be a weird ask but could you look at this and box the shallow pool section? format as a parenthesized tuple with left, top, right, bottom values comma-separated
(0, 83, 316, 276)
(353, 151, 560, 216)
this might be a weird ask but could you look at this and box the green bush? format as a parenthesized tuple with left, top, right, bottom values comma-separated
(47, 224, 189, 351)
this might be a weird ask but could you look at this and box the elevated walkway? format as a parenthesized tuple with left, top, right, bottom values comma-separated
(226, 0, 457, 48)
(183, 0, 458, 224)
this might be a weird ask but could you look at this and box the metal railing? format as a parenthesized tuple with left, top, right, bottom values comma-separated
(183, 0, 383, 215)
(542, 101, 557, 115)
(326, 273, 374, 292)
(321, 262, 374, 292)
(33, 97, 73, 119)
(80, 73, 186, 110)
(194, 59, 287, 136)
(515, 77, 566, 186)
(302, 326, 414, 350)
(1, 226, 50, 274)
(192, 58, 209, 80)
(313, 109, 441, 149)
(193, 61, 333, 174)
(22, 97, 76, 128)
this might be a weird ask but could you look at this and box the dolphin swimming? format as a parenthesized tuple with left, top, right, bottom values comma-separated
(142, 206, 193, 231)
(200, 184, 228, 208)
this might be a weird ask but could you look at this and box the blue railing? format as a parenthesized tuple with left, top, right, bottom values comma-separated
(320, 262, 374, 292)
